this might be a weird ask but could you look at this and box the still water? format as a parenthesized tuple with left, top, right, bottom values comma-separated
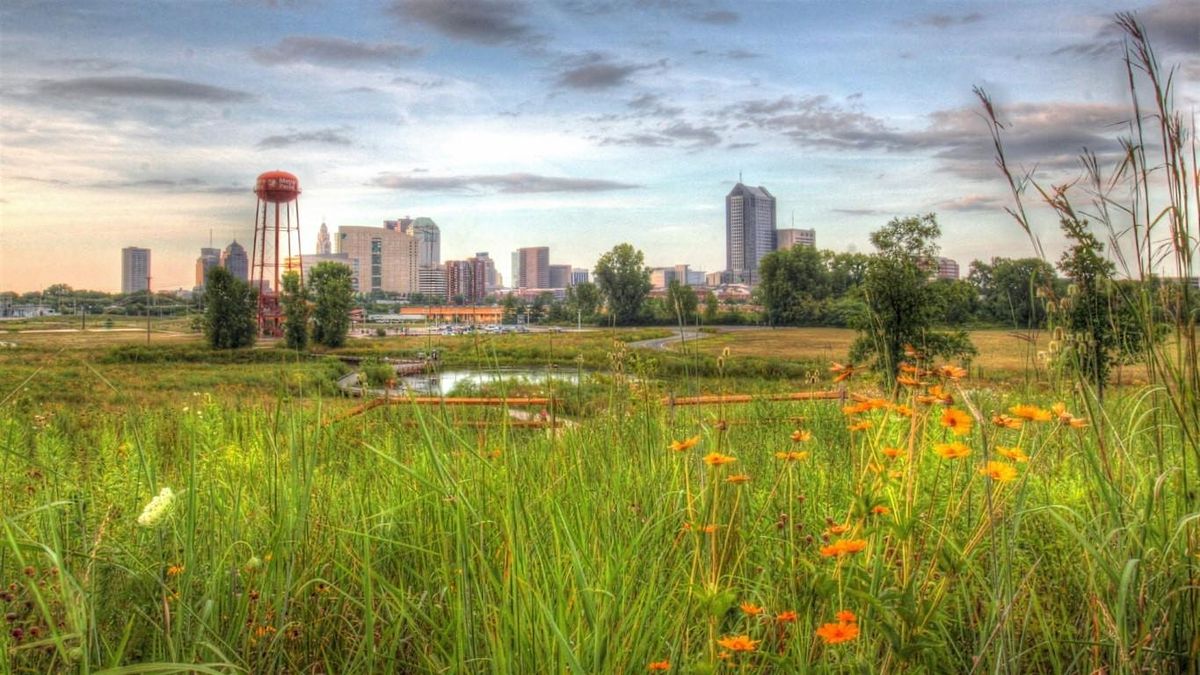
(402, 368, 584, 395)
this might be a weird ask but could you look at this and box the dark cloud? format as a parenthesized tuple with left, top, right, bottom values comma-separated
(371, 172, 640, 193)
(40, 57, 123, 72)
(257, 129, 353, 148)
(598, 121, 721, 147)
(251, 36, 423, 67)
(723, 49, 760, 59)
(390, 0, 534, 45)
(392, 75, 448, 89)
(725, 95, 894, 149)
(556, 53, 654, 90)
(1055, 2, 1198, 59)
(628, 93, 683, 118)
(697, 9, 738, 24)
(913, 12, 983, 29)
(600, 133, 673, 147)
(660, 121, 721, 146)
(78, 177, 245, 194)
(36, 76, 252, 102)
(726, 142, 757, 149)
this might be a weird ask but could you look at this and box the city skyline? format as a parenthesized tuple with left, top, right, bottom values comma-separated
(2, 1, 1197, 292)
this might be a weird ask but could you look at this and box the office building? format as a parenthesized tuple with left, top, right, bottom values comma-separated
(473, 252, 498, 291)
(221, 241, 249, 283)
(513, 246, 550, 289)
(418, 264, 447, 300)
(315, 221, 332, 255)
(446, 259, 486, 303)
(775, 228, 816, 250)
(572, 268, 589, 285)
(284, 253, 357, 289)
(409, 217, 440, 267)
(121, 247, 151, 294)
(726, 183, 776, 285)
(337, 225, 419, 294)
(936, 257, 960, 280)
(195, 247, 221, 289)
(549, 264, 573, 289)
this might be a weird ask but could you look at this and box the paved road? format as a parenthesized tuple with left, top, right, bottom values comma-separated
(628, 328, 712, 351)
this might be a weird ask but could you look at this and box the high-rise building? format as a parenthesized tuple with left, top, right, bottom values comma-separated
(473, 252, 498, 290)
(315, 221, 332, 255)
(121, 247, 151, 294)
(221, 241, 249, 283)
(775, 228, 816, 250)
(418, 264, 447, 300)
(572, 268, 590, 285)
(284, 253, 357, 289)
(548, 264, 572, 289)
(726, 183, 776, 285)
(936, 257, 960, 280)
(409, 217, 440, 267)
(513, 247, 550, 289)
(195, 247, 221, 289)
(446, 259, 482, 303)
(337, 225, 418, 294)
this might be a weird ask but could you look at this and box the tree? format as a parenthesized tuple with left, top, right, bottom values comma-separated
(758, 245, 832, 326)
(310, 261, 354, 348)
(850, 214, 975, 384)
(280, 271, 310, 350)
(203, 266, 257, 349)
(969, 257, 1056, 327)
(1056, 216, 1117, 397)
(566, 281, 602, 324)
(703, 291, 719, 324)
(665, 280, 699, 324)
(593, 243, 651, 325)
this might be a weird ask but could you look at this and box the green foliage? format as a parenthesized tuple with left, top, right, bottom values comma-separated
(280, 271, 310, 350)
(359, 358, 395, 387)
(1055, 216, 1118, 396)
(850, 214, 975, 381)
(664, 280, 698, 324)
(968, 257, 1057, 327)
(702, 291, 718, 324)
(565, 281, 602, 324)
(758, 245, 832, 326)
(203, 266, 256, 349)
(593, 243, 652, 325)
(310, 262, 354, 348)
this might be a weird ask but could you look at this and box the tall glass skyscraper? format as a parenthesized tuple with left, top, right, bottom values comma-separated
(725, 183, 776, 285)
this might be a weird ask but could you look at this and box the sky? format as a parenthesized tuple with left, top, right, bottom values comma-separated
(1, 0, 1197, 293)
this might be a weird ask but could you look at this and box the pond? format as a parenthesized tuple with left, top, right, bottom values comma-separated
(401, 367, 586, 395)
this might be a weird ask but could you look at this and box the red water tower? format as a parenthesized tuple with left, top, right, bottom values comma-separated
(250, 170, 302, 337)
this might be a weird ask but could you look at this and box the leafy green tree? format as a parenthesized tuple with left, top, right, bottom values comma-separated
(1056, 217, 1117, 397)
(501, 293, 521, 324)
(203, 266, 257, 349)
(593, 243, 651, 325)
(930, 279, 980, 325)
(850, 214, 975, 384)
(665, 280, 698, 324)
(280, 271, 310, 350)
(759, 245, 832, 326)
(309, 262, 354, 348)
(969, 257, 1056, 327)
(566, 281, 602, 324)
(703, 291, 719, 324)
(826, 251, 871, 296)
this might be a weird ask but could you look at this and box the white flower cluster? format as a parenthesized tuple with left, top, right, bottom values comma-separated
(137, 487, 176, 528)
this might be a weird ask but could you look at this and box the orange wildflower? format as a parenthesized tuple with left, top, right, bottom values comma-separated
(842, 402, 871, 415)
(835, 610, 857, 623)
(825, 523, 851, 535)
(648, 661, 671, 671)
(167, 564, 185, 577)
(882, 446, 904, 459)
(819, 539, 868, 557)
(830, 362, 855, 383)
(915, 394, 937, 406)
(928, 384, 954, 404)
(933, 442, 971, 459)
(995, 446, 1028, 463)
(937, 365, 968, 380)
(891, 404, 914, 417)
(940, 408, 973, 436)
(979, 461, 1018, 482)
(816, 621, 860, 644)
(991, 414, 1023, 430)
(903, 343, 922, 358)
(703, 452, 736, 466)
(896, 374, 923, 388)
(1068, 417, 1088, 429)
(775, 450, 809, 461)
(670, 435, 701, 452)
(791, 429, 812, 442)
(716, 634, 759, 652)
(848, 421, 872, 432)
(726, 474, 750, 485)
(776, 610, 798, 623)
(871, 505, 890, 516)
(740, 602, 763, 616)
(864, 397, 890, 410)
(702, 524, 720, 534)
(1010, 404, 1052, 422)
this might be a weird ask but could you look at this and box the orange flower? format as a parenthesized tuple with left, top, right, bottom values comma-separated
(1052, 403, 1089, 427)
(882, 446, 904, 459)
(835, 610, 857, 623)
(825, 523, 851, 535)
(933, 442, 971, 459)
(703, 452, 736, 466)
(915, 394, 938, 406)
(1068, 417, 1088, 429)
(740, 602, 763, 616)
(937, 365, 968, 380)
(791, 429, 812, 442)
(995, 446, 1028, 463)
(991, 414, 1023, 430)
(726, 474, 750, 484)
(167, 564, 185, 577)
(842, 402, 871, 415)
(928, 385, 953, 404)
(648, 661, 671, 671)
(896, 374, 923, 388)
(816, 621, 860, 644)
(716, 634, 759, 652)
(830, 362, 855, 383)
(819, 539, 868, 557)
(1010, 404, 1052, 422)
(776, 610, 798, 622)
(702, 524, 720, 534)
(848, 421, 872, 432)
(979, 461, 1018, 482)
(891, 404, 914, 417)
(940, 408, 973, 436)
(775, 451, 809, 462)
(871, 505, 890, 516)
(670, 435, 701, 452)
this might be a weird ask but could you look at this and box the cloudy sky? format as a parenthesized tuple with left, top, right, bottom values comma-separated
(1, 0, 1196, 292)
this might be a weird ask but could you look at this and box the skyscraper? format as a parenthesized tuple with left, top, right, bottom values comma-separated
(195, 247, 221, 290)
(473, 252, 498, 290)
(725, 183, 776, 285)
(337, 225, 418, 294)
(315, 221, 332, 255)
(548, 264, 572, 289)
(513, 247, 550, 289)
(121, 247, 151, 294)
(410, 217, 440, 267)
(222, 241, 249, 283)
(775, 228, 815, 250)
